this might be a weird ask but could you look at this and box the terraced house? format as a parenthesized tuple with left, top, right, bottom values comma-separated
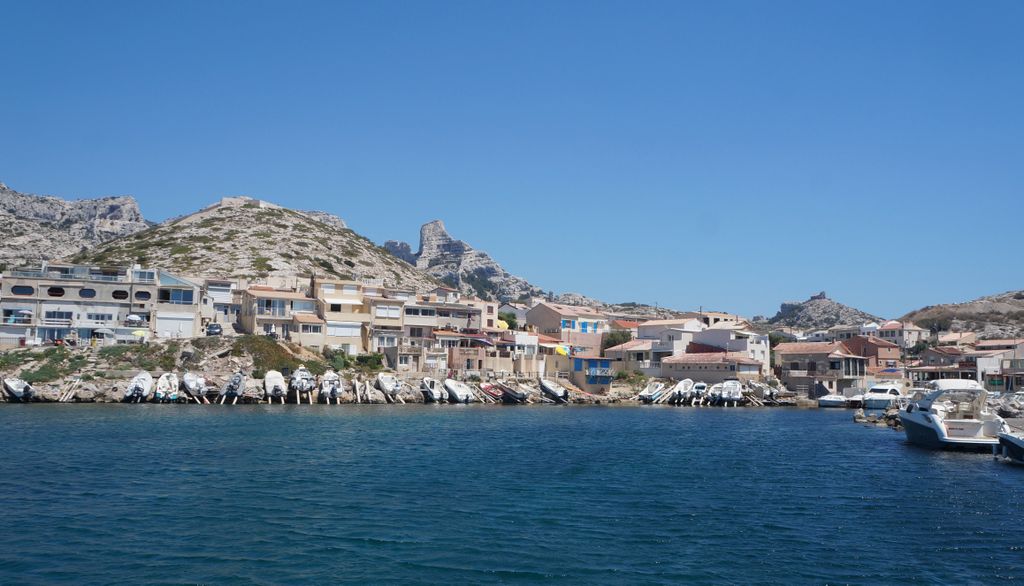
(239, 286, 320, 345)
(0, 262, 203, 346)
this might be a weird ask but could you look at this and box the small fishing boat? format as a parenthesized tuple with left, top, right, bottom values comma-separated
(289, 365, 316, 404)
(263, 370, 286, 404)
(220, 371, 246, 404)
(666, 379, 694, 405)
(721, 380, 745, 407)
(443, 378, 474, 403)
(123, 371, 153, 403)
(817, 393, 849, 408)
(495, 381, 528, 405)
(637, 381, 666, 404)
(318, 370, 343, 404)
(182, 372, 209, 403)
(3, 378, 35, 402)
(154, 373, 180, 403)
(376, 373, 400, 401)
(899, 380, 1008, 452)
(420, 377, 445, 403)
(998, 432, 1024, 464)
(862, 383, 906, 410)
(478, 383, 503, 402)
(539, 379, 569, 404)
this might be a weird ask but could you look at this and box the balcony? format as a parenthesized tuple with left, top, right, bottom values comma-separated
(7, 270, 128, 283)
(39, 318, 72, 327)
(1, 317, 32, 325)
(587, 367, 614, 377)
(256, 308, 290, 318)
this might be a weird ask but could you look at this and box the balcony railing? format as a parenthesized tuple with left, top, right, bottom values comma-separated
(1, 317, 32, 325)
(39, 318, 72, 327)
(7, 270, 129, 283)
(587, 367, 614, 377)
(257, 308, 290, 317)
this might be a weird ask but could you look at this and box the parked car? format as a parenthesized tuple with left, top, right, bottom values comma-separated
(205, 323, 223, 336)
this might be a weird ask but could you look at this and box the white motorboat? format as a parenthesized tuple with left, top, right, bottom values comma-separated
(123, 371, 153, 403)
(539, 379, 569, 404)
(182, 372, 208, 403)
(318, 371, 343, 404)
(420, 377, 445, 403)
(817, 393, 849, 408)
(289, 365, 316, 404)
(220, 371, 246, 404)
(720, 380, 745, 406)
(637, 381, 666, 404)
(154, 373, 180, 403)
(3, 378, 35, 402)
(998, 432, 1024, 464)
(666, 379, 694, 405)
(443, 378, 474, 403)
(863, 383, 906, 409)
(263, 370, 286, 403)
(899, 380, 1008, 451)
(707, 383, 724, 404)
(376, 373, 400, 399)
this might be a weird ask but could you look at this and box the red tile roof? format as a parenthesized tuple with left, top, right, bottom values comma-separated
(662, 352, 761, 366)
(774, 341, 849, 355)
(611, 320, 640, 329)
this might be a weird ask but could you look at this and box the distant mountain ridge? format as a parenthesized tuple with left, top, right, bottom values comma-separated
(902, 290, 1024, 338)
(0, 181, 149, 265)
(764, 291, 883, 330)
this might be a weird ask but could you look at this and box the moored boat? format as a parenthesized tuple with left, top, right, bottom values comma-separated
(690, 382, 708, 405)
(318, 370, 343, 404)
(3, 378, 35, 402)
(221, 371, 246, 404)
(817, 393, 849, 408)
(154, 373, 179, 403)
(123, 371, 153, 403)
(495, 381, 528, 404)
(899, 380, 1008, 452)
(478, 383, 503, 402)
(539, 378, 569, 404)
(182, 372, 209, 403)
(720, 380, 744, 406)
(863, 383, 906, 410)
(289, 365, 316, 404)
(666, 379, 694, 405)
(376, 373, 400, 402)
(263, 370, 286, 403)
(637, 381, 665, 404)
(420, 377, 445, 403)
(443, 378, 474, 403)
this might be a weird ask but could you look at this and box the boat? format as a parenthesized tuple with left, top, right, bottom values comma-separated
(478, 383, 503, 402)
(443, 378, 474, 403)
(666, 379, 694, 405)
(154, 373, 179, 403)
(3, 378, 35, 402)
(862, 383, 906, 409)
(495, 381, 528, 405)
(289, 365, 316, 403)
(420, 377, 445, 403)
(637, 381, 666, 404)
(263, 370, 286, 403)
(123, 371, 153, 403)
(220, 371, 246, 404)
(721, 380, 745, 406)
(998, 432, 1024, 464)
(376, 373, 400, 401)
(318, 370, 343, 404)
(690, 382, 708, 405)
(539, 378, 569, 404)
(707, 383, 724, 405)
(817, 393, 849, 408)
(899, 380, 1009, 452)
(182, 372, 209, 403)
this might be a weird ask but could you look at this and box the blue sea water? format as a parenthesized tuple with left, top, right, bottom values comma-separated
(0, 405, 1021, 584)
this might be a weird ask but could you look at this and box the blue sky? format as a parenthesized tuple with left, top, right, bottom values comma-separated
(2, 0, 1022, 319)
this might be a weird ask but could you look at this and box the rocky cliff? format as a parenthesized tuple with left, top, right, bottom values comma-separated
(766, 291, 882, 330)
(0, 182, 149, 265)
(71, 196, 437, 289)
(902, 290, 1024, 338)
(384, 220, 544, 301)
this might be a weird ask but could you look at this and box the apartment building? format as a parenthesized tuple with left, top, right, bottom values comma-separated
(238, 286, 319, 343)
(526, 302, 608, 354)
(774, 341, 868, 398)
(310, 277, 372, 354)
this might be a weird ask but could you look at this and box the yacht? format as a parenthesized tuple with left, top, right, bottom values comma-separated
(862, 383, 906, 409)
(899, 380, 1008, 451)
(817, 393, 849, 408)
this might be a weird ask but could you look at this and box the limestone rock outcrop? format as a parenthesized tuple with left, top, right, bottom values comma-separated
(767, 292, 882, 330)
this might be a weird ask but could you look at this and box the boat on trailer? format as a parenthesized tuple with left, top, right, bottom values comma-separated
(318, 371, 343, 404)
(154, 373, 179, 403)
(899, 380, 1008, 452)
(443, 378, 474, 403)
(263, 371, 286, 404)
(289, 365, 316, 404)
(123, 371, 153, 403)
(420, 377, 445, 403)
(182, 372, 209, 403)
(539, 379, 569, 404)
(998, 432, 1024, 464)
(478, 383, 503, 402)
(666, 379, 694, 405)
(495, 381, 528, 404)
(376, 373, 400, 401)
(637, 381, 666, 404)
(720, 380, 744, 406)
(220, 371, 246, 404)
(3, 378, 35, 402)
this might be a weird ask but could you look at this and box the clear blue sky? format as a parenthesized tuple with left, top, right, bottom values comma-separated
(2, 0, 1022, 319)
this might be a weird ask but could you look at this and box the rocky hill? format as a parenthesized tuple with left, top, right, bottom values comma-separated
(0, 181, 149, 266)
(902, 290, 1024, 338)
(70, 196, 438, 289)
(384, 220, 544, 301)
(765, 291, 882, 330)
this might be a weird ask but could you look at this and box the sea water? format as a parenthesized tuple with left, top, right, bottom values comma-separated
(0, 405, 1021, 584)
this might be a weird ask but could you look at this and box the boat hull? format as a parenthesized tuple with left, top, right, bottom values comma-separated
(863, 398, 895, 410)
(900, 412, 999, 452)
(999, 434, 1024, 464)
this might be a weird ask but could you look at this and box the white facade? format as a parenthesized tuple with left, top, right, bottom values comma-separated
(692, 328, 771, 375)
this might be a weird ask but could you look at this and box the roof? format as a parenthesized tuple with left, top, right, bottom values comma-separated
(849, 335, 899, 349)
(605, 339, 653, 352)
(938, 332, 976, 343)
(292, 313, 325, 324)
(536, 333, 563, 344)
(534, 302, 605, 318)
(774, 341, 849, 355)
(639, 318, 701, 328)
(662, 352, 762, 366)
(929, 346, 964, 356)
(975, 339, 1024, 346)
(245, 288, 311, 301)
(611, 320, 640, 329)
(879, 320, 924, 331)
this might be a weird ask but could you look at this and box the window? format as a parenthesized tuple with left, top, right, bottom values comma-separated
(11, 286, 34, 296)
(158, 289, 194, 304)
(135, 291, 152, 301)
(807, 362, 817, 372)
(409, 327, 424, 338)
(405, 307, 420, 316)
(112, 290, 129, 300)
(399, 355, 411, 366)
(44, 311, 72, 320)
(375, 305, 401, 319)
(329, 304, 342, 312)
(342, 285, 358, 295)
(292, 300, 315, 313)
(87, 313, 113, 322)
(79, 288, 96, 298)
(327, 323, 361, 337)
(47, 287, 65, 297)
(322, 284, 335, 294)
(487, 306, 494, 314)
(487, 319, 493, 328)
(300, 324, 322, 334)
(829, 360, 841, 370)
